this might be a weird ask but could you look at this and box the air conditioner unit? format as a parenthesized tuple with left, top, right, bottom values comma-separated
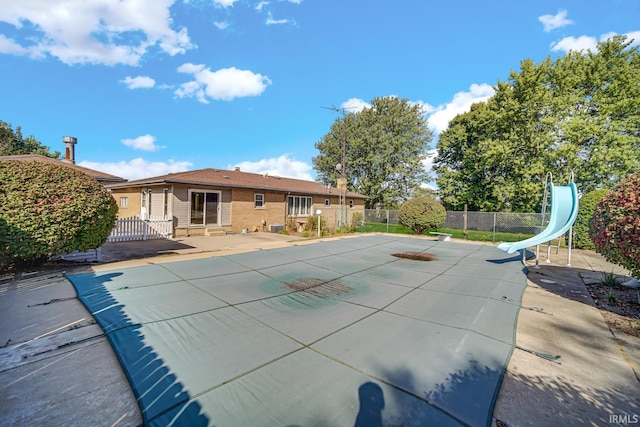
(269, 224, 284, 233)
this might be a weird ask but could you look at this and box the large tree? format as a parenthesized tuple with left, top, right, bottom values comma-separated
(434, 36, 640, 212)
(313, 97, 433, 209)
(0, 120, 60, 158)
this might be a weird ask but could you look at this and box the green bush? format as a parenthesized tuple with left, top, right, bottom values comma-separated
(0, 160, 118, 271)
(589, 172, 640, 278)
(569, 189, 609, 250)
(304, 215, 327, 233)
(351, 211, 364, 227)
(335, 225, 356, 234)
(398, 197, 446, 235)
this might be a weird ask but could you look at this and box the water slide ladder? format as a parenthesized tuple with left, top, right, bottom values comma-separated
(497, 173, 579, 266)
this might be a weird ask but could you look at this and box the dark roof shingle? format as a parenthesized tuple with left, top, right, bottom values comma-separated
(107, 168, 367, 198)
(0, 154, 127, 183)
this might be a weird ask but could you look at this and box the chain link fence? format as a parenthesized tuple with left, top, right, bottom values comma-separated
(326, 209, 552, 242)
(444, 211, 550, 240)
(363, 208, 400, 226)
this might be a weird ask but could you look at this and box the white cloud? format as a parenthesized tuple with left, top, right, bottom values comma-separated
(214, 21, 230, 30)
(426, 83, 495, 134)
(79, 158, 193, 180)
(121, 134, 163, 152)
(340, 97, 434, 115)
(256, 2, 298, 26)
(266, 13, 289, 25)
(0, 0, 194, 65)
(0, 34, 31, 55)
(421, 150, 438, 175)
(121, 76, 156, 89)
(340, 90, 490, 136)
(551, 35, 598, 53)
(213, 0, 239, 7)
(176, 63, 271, 102)
(410, 100, 436, 115)
(255, 2, 270, 11)
(174, 75, 207, 103)
(539, 10, 573, 32)
(551, 30, 640, 53)
(419, 182, 437, 192)
(626, 31, 640, 45)
(232, 155, 313, 181)
(340, 98, 370, 113)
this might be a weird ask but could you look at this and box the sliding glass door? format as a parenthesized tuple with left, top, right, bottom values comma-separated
(190, 190, 220, 225)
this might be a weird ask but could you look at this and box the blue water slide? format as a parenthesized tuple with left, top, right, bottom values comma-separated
(497, 183, 579, 254)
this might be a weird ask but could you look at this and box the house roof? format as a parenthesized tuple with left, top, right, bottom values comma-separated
(0, 154, 127, 184)
(106, 168, 368, 199)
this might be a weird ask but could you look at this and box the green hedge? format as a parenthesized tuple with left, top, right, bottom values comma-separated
(398, 197, 446, 235)
(570, 189, 610, 250)
(0, 160, 118, 271)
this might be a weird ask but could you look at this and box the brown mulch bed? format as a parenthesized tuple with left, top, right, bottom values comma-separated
(585, 278, 640, 338)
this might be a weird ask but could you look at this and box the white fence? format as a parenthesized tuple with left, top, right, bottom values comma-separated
(107, 216, 173, 242)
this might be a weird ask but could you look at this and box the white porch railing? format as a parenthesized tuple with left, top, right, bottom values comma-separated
(107, 215, 173, 242)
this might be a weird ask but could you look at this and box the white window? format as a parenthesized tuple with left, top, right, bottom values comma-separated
(120, 197, 128, 208)
(255, 193, 264, 209)
(324, 198, 330, 207)
(349, 199, 354, 208)
(287, 196, 313, 216)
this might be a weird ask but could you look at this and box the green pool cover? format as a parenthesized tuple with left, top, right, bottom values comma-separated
(68, 235, 528, 426)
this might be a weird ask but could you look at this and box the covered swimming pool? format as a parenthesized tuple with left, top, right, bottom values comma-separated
(68, 234, 527, 426)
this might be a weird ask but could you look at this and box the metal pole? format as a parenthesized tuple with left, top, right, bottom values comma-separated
(567, 169, 575, 266)
(567, 225, 573, 266)
(340, 115, 346, 225)
(463, 204, 468, 239)
(386, 210, 389, 233)
(492, 212, 496, 242)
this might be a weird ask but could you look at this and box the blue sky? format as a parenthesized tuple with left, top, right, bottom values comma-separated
(1, 1, 638, 181)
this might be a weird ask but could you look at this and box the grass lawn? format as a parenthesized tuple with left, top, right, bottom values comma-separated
(355, 222, 416, 235)
(355, 222, 536, 243)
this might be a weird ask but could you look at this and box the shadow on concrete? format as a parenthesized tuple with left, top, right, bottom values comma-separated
(526, 264, 599, 306)
(495, 370, 640, 425)
(68, 271, 209, 426)
(100, 239, 196, 263)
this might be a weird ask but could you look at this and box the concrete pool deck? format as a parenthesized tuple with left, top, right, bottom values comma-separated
(1, 233, 638, 426)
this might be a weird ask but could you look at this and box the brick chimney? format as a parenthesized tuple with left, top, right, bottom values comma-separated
(62, 136, 77, 164)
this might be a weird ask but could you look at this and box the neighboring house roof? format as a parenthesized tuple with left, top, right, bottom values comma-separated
(107, 168, 368, 199)
(0, 154, 127, 184)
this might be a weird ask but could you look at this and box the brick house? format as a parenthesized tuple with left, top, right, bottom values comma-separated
(106, 168, 367, 236)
